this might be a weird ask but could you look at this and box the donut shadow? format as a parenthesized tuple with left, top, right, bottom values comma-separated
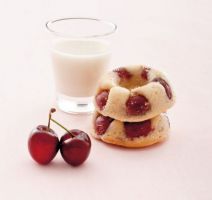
(49, 160, 91, 170)
(95, 137, 168, 152)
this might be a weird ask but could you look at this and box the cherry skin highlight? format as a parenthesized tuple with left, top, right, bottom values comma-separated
(60, 129, 91, 166)
(95, 90, 109, 110)
(28, 125, 59, 165)
(126, 95, 150, 115)
(95, 115, 113, 135)
(124, 120, 152, 138)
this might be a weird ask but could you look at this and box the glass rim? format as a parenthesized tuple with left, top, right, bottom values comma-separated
(45, 17, 117, 38)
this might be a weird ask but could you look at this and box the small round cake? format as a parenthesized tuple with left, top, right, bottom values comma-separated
(92, 112, 170, 148)
(94, 65, 175, 122)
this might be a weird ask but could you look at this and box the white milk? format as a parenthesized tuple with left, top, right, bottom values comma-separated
(51, 39, 110, 97)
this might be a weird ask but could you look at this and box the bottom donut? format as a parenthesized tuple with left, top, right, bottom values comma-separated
(92, 112, 170, 148)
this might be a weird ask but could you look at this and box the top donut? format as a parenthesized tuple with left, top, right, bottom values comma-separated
(94, 65, 175, 122)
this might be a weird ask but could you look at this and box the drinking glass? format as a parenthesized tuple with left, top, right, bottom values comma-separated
(46, 17, 117, 114)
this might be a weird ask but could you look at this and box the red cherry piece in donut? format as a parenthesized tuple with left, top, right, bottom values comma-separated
(141, 67, 150, 80)
(124, 120, 152, 138)
(113, 68, 132, 79)
(153, 77, 172, 99)
(60, 129, 91, 166)
(95, 115, 113, 135)
(126, 95, 150, 115)
(95, 90, 109, 110)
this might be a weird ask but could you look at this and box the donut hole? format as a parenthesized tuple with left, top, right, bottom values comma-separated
(119, 75, 147, 90)
(113, 67, 148, 90)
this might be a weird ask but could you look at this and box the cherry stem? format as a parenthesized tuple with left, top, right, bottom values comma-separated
(48, 108, 56, 129)
(50, 118, 74, 137)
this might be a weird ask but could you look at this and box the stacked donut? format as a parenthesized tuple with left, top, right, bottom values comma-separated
(92, 65, 175, 148)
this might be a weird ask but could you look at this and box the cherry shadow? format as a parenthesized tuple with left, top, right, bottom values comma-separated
(43, 160, 92, 172)
(27, 154, 92, 172)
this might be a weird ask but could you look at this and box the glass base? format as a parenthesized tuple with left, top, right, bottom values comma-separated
(57, 94, 94, 114)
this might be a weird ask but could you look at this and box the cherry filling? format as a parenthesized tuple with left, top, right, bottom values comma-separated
(153, 77, 172, 99)
(124, 120, 152, 138)
(95, 90, 109, 110)
(113, 68, 132, 79)
(95, 115, 113, 135)
(141, 67, 150, 80)
(126, 95, 150, 115)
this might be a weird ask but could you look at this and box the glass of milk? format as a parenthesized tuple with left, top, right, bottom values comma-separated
(46, 18, 117, 114)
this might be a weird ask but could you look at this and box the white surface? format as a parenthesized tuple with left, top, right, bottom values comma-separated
(0, 0, 212, 200)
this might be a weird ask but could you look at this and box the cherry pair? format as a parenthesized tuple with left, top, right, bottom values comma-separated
(28, 108, 91, 166)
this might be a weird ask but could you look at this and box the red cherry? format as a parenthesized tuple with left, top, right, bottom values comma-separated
(60, 130, 91, 166)
(124, 120, 152, 138)
(49, 115, 91, 167)
(95, 115, 113, 135)
(95, 90, 109, 110)
(126, 95, 150, 115)
(153, 77, 172, 99)
(141, 67, 150, 80)
(113, 68, 132, 79)
(28, 125, 59, 165)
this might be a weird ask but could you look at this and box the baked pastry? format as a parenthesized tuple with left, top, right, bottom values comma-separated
(92, 112, 170, 148)
(94, 65, 175, 122)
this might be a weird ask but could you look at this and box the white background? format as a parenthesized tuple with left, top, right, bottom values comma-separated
(0, 0, 212, 199)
